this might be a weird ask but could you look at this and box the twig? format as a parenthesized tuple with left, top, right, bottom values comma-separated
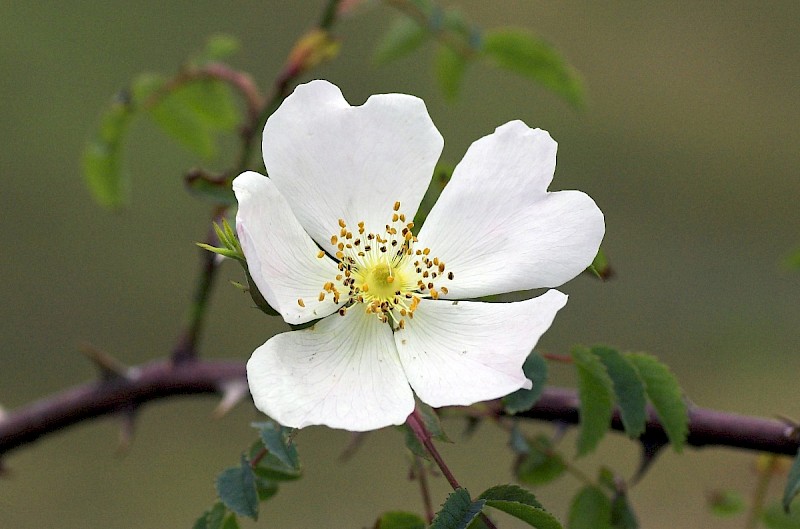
(406, 408, 498, 529)
(1, 363, 798, 463)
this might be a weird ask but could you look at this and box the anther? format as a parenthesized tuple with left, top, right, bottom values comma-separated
(447, 271, 454, 280)
(297, 298, 305, 307)
(317, 250, 325, 258)
(393, 201, 401, 211)
(338, 218, 346, 228)
(318, 292, 325, 302)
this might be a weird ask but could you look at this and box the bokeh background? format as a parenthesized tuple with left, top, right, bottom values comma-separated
(2, 1, 799, 527)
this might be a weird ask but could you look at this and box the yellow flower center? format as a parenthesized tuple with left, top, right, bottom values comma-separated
(298, 201, 454, 329)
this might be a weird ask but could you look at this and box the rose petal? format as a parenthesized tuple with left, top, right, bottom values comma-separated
(262, 80, 443, 252)
(233, 171, 343, 324)
(247, 308, 415, 431)
(417, 121, 604, 298)
(394, 290, 568, 407)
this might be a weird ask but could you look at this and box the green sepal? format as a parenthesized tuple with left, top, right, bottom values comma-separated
(416, 401, 452, 443)
(571, 347, 614, 456)
(374, 511, 426, 529)
(198, 219, 245, 262)
(481, 28, 584, 108)
(430, 488, 485, 529)
(215, 454, 259, 520)
(503, 351, 548, 414)
(586, 248, 613, 280)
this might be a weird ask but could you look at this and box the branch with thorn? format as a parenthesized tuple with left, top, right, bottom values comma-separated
(1, 357, 797, 465)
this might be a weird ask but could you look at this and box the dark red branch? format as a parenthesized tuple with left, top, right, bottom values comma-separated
(515, 386, 799, 456)
(0, 359, 244, 456)
(1, 362, 797, 459)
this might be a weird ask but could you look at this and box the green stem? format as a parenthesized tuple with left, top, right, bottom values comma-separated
(172, 206, 226, 362)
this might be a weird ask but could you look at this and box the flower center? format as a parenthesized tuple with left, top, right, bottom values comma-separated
(299, 201, 454, 329)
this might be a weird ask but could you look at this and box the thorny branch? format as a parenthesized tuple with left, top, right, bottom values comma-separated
(1, 359, 797, 459)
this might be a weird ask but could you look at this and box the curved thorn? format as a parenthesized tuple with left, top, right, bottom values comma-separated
(212, 379, 249, 419)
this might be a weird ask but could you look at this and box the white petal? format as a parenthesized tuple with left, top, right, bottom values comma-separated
(262, 80, 443, 251)
(394, 290, 568, 407)
(246, 308, 414, 431)
(233, 171, 343, 324)
(417, 121, 604, 298)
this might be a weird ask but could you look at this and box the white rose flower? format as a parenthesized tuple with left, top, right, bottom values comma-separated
(234, 80, 604, 431)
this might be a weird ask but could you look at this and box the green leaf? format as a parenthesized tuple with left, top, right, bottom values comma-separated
(504, 351, 548, 414)
(82, 92, 135, 208)
(479, 485, 542, 508)
(374, 16, 428, 66)
(193, 502, 228, 529)
(430, 489, 486, 529)
(784, 452, 800, 512)
(592, 346, 646, 438)
(375, 511, 426, 529)
(186, 173, 236, 205)
(515, 435, 566, 486)
(215, 455, 259, 520)
(627, 353, 688, 452)
(571, 347, 615, 456)
(180, 79, 239, 130)
(196, 34, 240, 64)
(434, 44, 468, 101)
(147, 82, 223, 158)
(252, 421, 300, 471)
(478, 486, 562, 528)
(763, 503, 800, 529)
(610, 493, 639, 529)
(484, 502, 563, 529)
(481, 28, 584, 108)
(707, 490, 746, 517)
(568, 486, 612, 529)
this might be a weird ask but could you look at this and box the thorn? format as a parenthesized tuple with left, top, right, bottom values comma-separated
(80, 342, 130, 380)
(116, 405, 137, 454)
(339, 432, 368, 462)
(212, 379, 249, 419)
(632, 435, 669, 484)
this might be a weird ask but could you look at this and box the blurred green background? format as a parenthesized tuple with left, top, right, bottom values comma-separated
(1, 1, 799, 527)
